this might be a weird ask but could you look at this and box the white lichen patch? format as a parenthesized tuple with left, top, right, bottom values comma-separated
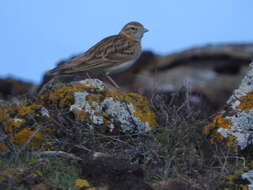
(13, 118, 24, 123)
(217, 110, 253, 149)
(228, 62, 253, 102)
(241, 170, 253, 190)
(217, 128, 228, 138)
(40, 107, 50, 117)
(70, 90, 151, 133)
(70, 92, 89, 111)
(12, 118, 25, 127)
(70, 92, 104, 125)
(101, 97, 151, 133)
(78, 79, 105, 91)
(231, 100, 241, 110)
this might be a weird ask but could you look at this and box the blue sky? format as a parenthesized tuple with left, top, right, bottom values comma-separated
(0, 0, 252, 83)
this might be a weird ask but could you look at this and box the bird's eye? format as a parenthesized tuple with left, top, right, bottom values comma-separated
(130, 27, 137, 31)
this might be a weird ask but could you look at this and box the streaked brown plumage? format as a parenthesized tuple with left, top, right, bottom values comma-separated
(35, 21, 148, 92)
(48, 21, 148, 76)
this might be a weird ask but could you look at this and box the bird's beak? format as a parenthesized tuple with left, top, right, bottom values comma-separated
(144, 28, 149, 33)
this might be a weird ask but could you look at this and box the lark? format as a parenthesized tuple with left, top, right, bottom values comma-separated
(46, 21, 148, 88)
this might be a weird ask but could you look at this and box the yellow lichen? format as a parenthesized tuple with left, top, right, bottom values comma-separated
(124, 93, 157, 128)
(0, 103, 45, 136)
(104, 89, 122, 99)
(0, 106, 13, 133)
(203, 114, 232, 135)
(225, 135, 237, 150)
(39, 82, 156, 133)
(214, 114, 232, 129)
(203, 114, 237, 151)
(224, 169, 249, 190)
(75, 179, 96, 190)
(3, 118, 25, 134)
(103, 112, 112, 128)
(236, 91, 253, 112)
(86, 93, 104, 104)
(12, 118, 25, 128)
(73, 109, 91, 123)
(68, 86, 157, 130)
(104, 90, 157, 128)
(33, 170, 43, 177)
(0, 143, 10, 152)
(40, 84, 88, 107)
(15, 104, 42, 117)
(11, 128, 43, 147)
(0, 108, 9, 121)
(240, 185, 249, 190)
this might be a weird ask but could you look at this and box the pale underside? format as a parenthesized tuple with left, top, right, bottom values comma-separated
(105, 56, 139, 74)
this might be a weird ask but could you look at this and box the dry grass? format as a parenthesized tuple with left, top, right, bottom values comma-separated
(0, 88, 247, 190)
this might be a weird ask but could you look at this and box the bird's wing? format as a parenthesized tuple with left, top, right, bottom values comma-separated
(49, 35, 140, 74)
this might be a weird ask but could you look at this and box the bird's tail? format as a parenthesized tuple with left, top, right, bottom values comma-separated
(36, 68, 62, 95)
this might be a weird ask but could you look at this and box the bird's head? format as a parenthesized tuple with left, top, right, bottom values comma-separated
(119, 21, 148, 41)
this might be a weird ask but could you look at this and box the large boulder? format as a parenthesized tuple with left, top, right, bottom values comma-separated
(0, 79, 157, 152)
(113, 43, 253, 110)
(204, 61, 253, 152)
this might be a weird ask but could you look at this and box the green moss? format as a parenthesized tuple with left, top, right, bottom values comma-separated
(0, 152, 79, 190)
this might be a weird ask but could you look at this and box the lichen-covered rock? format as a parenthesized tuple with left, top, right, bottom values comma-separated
(204, 62, 253, 151)
(221, 169, 253, 190)
(0, 79, 157, 151)
(0, 103, 50, 150)
(40, 79, 157, 134)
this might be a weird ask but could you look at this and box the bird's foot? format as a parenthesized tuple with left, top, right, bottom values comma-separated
(105, 75, 120, 89)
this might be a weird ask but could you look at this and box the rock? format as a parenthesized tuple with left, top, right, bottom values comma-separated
(40, 79, 157, 134)
(0, 103, 47, 151)
(112, 43, 253, 111)
(204, 62, 253, 152)
(0, 79, 157, 151)
(221, 169, 253, 190)
(0, 77, 34, 100)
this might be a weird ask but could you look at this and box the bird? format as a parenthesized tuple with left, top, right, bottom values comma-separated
(42, 21, 148, 89)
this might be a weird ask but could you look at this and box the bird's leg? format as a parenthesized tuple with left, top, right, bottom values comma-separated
(105, 75, 120, 89)
(86, 72, 91, 79)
